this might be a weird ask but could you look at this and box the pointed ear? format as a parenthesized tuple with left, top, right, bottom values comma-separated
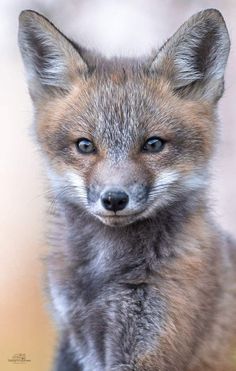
(150, 9, 230, 102)
(18, 10, 88, 101)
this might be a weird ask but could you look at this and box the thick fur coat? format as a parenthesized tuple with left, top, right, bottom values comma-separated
(18, 8, 236, 371)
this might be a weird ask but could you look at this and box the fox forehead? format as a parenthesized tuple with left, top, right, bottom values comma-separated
(37, 68, 214, 150)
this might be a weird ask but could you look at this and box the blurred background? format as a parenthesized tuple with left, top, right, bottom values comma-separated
(0, 0, 236, 370)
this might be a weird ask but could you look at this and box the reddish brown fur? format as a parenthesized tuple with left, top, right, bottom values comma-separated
(18, 8, 236, 371)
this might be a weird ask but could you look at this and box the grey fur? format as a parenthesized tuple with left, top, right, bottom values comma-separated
(18, 8, 236, 371)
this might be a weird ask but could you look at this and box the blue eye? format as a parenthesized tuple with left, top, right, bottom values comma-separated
(76, 138, 96, 154)
(142, 137, 165, 153)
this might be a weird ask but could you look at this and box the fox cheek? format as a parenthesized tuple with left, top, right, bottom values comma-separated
(58, 171, 88, 206)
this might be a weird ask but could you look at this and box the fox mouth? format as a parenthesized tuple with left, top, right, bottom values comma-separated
(95, 212, 143, 226)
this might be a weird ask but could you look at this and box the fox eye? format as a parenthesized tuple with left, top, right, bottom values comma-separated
(76, 138, 96, 154)
(142, 137, 165, 153)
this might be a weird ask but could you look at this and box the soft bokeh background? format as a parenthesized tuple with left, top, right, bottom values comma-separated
(0, 0, 235, 370)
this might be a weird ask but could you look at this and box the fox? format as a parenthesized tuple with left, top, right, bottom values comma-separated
(18, 7, 236, 371)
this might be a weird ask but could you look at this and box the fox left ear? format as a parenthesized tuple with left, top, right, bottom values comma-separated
(18, 10, 89, 102)
(150, 9, 230, 102)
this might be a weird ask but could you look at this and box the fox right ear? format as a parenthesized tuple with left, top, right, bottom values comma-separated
(150, 9, 230, 103)
(18, 10, 88, 102)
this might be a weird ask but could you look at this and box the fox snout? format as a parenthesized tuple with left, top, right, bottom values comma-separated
(87, 179, 150, 225)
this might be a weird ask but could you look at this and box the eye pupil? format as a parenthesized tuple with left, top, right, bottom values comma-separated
(76, 138, 95, 154)
(143, 137, 165, 153)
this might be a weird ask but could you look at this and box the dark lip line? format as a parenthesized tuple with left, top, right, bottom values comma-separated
(96, 212, 143, 219)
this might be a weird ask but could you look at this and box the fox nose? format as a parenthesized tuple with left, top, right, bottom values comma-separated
(101, 190, 129, 212)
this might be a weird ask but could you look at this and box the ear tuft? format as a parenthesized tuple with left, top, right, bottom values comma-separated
(150, 9, 230, 102)
(18, 10, 88, 100)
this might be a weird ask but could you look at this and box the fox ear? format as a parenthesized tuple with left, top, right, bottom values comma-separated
(150, 9, 230, 102)
(18, 10, 88, 101)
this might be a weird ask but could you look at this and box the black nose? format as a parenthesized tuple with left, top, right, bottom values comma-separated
(101, 190, 129, 212)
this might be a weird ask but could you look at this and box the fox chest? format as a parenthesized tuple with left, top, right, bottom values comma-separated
(49, 253, 164, 370)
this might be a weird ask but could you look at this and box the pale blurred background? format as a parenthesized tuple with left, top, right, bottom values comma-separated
(0, 0, 235, 370)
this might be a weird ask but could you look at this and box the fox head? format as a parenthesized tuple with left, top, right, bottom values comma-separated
(18, 9, 230, 226)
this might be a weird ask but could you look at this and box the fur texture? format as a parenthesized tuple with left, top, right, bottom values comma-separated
(18, 8, 236, 371)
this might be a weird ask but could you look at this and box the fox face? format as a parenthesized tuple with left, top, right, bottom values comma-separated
(18, 9, 230, 226)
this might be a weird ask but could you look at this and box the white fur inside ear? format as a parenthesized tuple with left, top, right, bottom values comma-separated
(34, 41, 68, 87)
(172, 28, 229, 87)
(33, 63, 68, 88)
(150, 9, 230, 99)
(18, 11, 88, 94)
(19, 23, 70, 88)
